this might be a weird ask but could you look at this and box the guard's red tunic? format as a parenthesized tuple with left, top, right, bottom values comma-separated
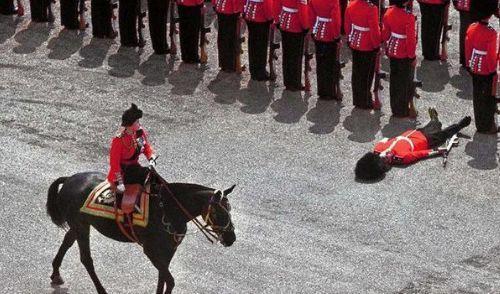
(452, 0, 470, 12)
(373, 130, 432, 165)
(176, 0, 203, 6)
(381, 5, 417, 59)
(107, 128, 155, 183)
(308, 0, 341, 42)
(212, 0, 245, 14)
(273, 0, 310, 33)
(465, 22, 498, 75)
(344, 0, 381, 51)
(244, 0, 274, 22)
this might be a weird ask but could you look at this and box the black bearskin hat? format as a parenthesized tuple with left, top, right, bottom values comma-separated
(355, 152, 390, 181)
(470, 0, 498, 21)
(121, 103, 143, 127)
(389, 0, 411, 7)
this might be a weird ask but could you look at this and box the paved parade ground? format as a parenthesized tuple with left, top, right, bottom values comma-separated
(1, 5, 500, 294)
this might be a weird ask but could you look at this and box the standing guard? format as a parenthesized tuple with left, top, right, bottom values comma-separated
(417, 0, 449, 61)
(91, 0, 117, 38)
(118, 0, 141, 46)
(344, 0, 381, 108)
(382, 0, 417, 117)
(453, 0, 472, 67)
(147, 0, 170, 54)
(60, 0, 85, 30)
(244, 0, 274, 80)
(177, 0, 203, 62)
(213, 0, 245, 72)
(29, 0, 54, 22)
(466, 0, 499, 134)
(274, 0, 310, 91)
(309, 0, 342, 100)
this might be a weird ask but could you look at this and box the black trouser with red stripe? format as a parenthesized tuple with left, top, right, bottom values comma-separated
(91, 0, 115, 38)
(389, 57, 413, 117)
(247, 20, 271, 80)
(419, 120, 462, 148)
(281, 30, 305, 90)
(352, 49, 377, 109)
(472, 73, 497, 133)
(217, 12, 238, 71)
(29, 0, 52, 22)
(315, 39, 340, 99)
(118, 0, 139, 46)
(419, 2, 445, 61)
(458, 10, 472, 67)
(0, 0, 16, 14)
(60, 0, 79, 29)
(178, 4, 202, 63)
(148, 0, 169, 54)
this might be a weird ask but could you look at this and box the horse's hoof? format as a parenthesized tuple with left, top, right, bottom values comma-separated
(50, 274, 64, 285)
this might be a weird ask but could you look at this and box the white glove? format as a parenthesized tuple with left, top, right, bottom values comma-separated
(116, 183, 125, 193)
(148, 155, 157, 168)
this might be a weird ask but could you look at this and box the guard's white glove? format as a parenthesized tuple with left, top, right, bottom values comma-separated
(116, 182, 125, 193)
(148, 155, 157, 168)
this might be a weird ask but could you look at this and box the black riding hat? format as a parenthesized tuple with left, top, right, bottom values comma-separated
(121, 103, 143, 127)
(470, 0, 498, 21)
(355, 152, 391, 181)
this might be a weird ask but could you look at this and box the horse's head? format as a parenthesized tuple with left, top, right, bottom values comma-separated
(204, 185, 236, 247)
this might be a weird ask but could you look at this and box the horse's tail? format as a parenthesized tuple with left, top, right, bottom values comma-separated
(46, 177, 69, 228)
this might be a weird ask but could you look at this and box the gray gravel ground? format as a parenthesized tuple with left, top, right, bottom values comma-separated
(1, 4, 499, 294)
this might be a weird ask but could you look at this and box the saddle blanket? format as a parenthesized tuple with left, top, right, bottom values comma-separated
(80, 181, 150, 227)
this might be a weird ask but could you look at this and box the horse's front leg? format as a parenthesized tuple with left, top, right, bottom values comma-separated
(144, 235, 177, 294)
(156, 271, 165, 294)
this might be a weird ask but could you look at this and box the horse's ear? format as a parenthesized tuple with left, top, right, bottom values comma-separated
(224, 185, 236, 196)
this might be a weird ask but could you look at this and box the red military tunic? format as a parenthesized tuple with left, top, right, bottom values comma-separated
(244, 0, 274, 22)
(107, 128, 155, 183)
(465, 22, 498, 75)
(177, 0, 203, 6)
(308, 0, 341, 42)
(213, 0, 244, 14)
(274, 0, 310, 33)
(344, 0, 381, 51)
(373, 130, 432, 165)
(382, 5, 417, 59)
(452, 0, 470, 12)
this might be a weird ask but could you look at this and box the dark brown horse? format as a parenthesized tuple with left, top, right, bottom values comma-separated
(46, 170, 236, 294)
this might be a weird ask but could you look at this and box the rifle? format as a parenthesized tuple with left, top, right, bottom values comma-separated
(111, 0, 118, 36)
(268, 24, 280, 81)
(199, 2, 211, 63)
(16, 0, 24, 16)
(372, 0, 386, 110)
(442, 134, 459, 167)
(137, 0, 146, 48)
(169, 0, 178, 55)
(47, 0, 55, 23)
(78, 0, 88, 30)
(334, 38, 346, 99)
(439, 1, 452, 61)
(303, 32, 313, 92)
(409, 64, 422, 118)
(235, 15, 246, 73)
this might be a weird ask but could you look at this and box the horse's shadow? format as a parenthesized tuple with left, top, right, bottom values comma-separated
(207, 71, 243, 104)
(343, 108, 382, 143)
(270, 89, 310, 124)
(107, 46, 141, 78)
(78, 38, 114, 69)
(0, 15, 21, 45)
(306, 99, 343, 134)
(47, 29, 84, 60)
(168, 62, 204, 95)
(381, 116, 418, 138)
(465, 132, 499, 170)
(137, 53, 169, 86)
(417, 60, 451, 93)
(449, 67, 473, 100)
(237, 80, 275, 114)
(13, 22, 52, 54)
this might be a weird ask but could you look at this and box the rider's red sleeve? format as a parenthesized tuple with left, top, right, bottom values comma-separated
(107, 137, 123, 183)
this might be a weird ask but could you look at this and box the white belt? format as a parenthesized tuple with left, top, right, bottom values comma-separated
(379, 131, 416, 156)
(352, 24, 370, 32)
(249, 0, 264, 2)
(316, 17, 332, 22)
(391, 32, 407, 39)
(472, 48, 487, 55)
(282, 6, 298, 13)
